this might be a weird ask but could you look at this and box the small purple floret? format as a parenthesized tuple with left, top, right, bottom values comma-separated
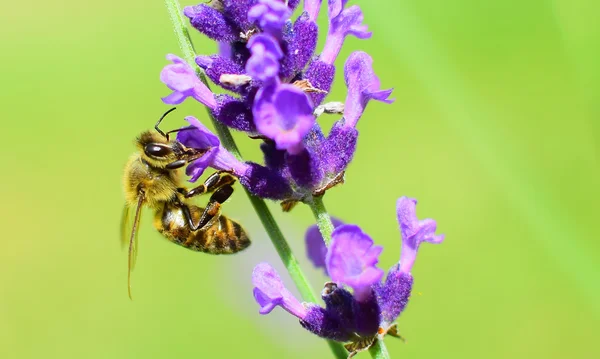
(248, 0, 291, 37)
(321, 5, 371, 65)
(160, 54, 216, 109)
(326, 225, 384, 302)
(246, 34, 284, 83)
(343, 51, 394, 128)
(397, 197, 445, 273)
(304, 0, 323, 22)
(252, 263, 308, 318)
(254, 84, 316, 154)
(177, 116, 250, 181)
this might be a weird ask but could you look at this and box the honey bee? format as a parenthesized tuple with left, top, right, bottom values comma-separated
(121, 108, 250, 298)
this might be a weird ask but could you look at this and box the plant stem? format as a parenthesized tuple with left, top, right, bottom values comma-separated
(308, 195, 335, 246)
(368, 338, 390, 359)
(164, 1, 347, 358)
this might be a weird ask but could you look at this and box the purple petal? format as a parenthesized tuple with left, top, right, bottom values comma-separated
(305, 0, 323, 21)
(248, 0, 291, 36)
(177, 116, 249, 182)
(326, 0, 349, 19)
(397, 197, 445, 273)
(160, 54, 217, 109)
(254, 85, 316, 154)
(252, 263, 307, 319)
(305, 218, 345, 274)
(343, 51, 394, 128)
(326, 225, 384, 301)
(160, 91, 186, 105)
(246, 34, 284, 83)
(321, 5, 371, 65)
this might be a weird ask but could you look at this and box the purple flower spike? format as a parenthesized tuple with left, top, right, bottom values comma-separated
(248, 0, 291, 37)
(326, 225, 384, 302)
(160, 54, 217, 109)
(254, 85, 316, 154)
(321, 5, 371, 64)
(252, 263, 308, 318)
(305, 0, 323, 21)
(246, 34, 284, 83)
(397, 197, 445, 274)
(343, 51, 394, 128)
(305, 218, 345, 274)
(177, 116, 250, 181)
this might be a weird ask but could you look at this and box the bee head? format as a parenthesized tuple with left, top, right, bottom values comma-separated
(136, 131, 185, 169)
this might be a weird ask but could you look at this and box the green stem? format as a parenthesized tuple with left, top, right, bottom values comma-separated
(164, 1, 347, 358)
(308, 195, 335, 246)
(368, 338, 390, 359)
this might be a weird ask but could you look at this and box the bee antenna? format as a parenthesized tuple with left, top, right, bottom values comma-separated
(155, 107, 177, 138)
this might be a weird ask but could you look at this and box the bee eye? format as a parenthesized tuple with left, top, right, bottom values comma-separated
(144, 144, 172, 158)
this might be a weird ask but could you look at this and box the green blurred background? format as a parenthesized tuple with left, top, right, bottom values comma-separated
(1, 0, 598, 358)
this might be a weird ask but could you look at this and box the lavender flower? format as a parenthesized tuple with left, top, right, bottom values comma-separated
(252, 197, 444, 355)
(160, 0, 393, 207)
(160, 54, 216, 108)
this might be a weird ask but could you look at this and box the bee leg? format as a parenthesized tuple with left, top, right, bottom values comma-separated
(181, 184, 234, 231)
(180, 171, 236, 199)
(184, 185, 233, 231)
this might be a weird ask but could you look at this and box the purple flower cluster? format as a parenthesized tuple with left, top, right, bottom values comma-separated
(253, 197, 444, 355)
(160, 0, 393, 206)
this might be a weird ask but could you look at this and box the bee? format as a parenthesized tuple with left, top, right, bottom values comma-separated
(121, 108, 250, 298)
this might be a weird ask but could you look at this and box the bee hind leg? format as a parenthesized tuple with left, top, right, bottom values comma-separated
(179, 184, 234, 231)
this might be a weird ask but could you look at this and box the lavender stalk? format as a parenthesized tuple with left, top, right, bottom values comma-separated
(165, 1, 347, 358)
(308, 196, 335, 246)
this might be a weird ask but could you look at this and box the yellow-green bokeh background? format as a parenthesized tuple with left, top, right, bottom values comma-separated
(1, 0, 598, 358)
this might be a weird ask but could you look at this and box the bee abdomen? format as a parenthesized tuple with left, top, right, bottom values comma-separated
(186, 216, 250, 254)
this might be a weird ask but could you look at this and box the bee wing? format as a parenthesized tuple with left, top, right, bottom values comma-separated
(120, 204, 131, 249)
(122, 194, 144, 299)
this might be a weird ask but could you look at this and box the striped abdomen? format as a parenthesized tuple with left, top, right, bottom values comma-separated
(154, 203, 250, 254)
